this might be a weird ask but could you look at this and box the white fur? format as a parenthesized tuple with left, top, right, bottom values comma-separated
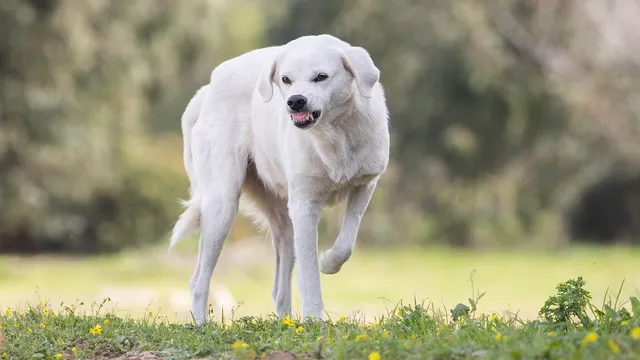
(170, 34, 390, 324)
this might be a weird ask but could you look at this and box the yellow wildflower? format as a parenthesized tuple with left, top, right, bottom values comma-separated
(621, 320, 629, 326)
(396, 310, 402, 317)
(491, 314, 498, 322)
(3, 307, 12, 316)
(1, 353, 6, 359)
(43, 309, 49, 316)
(495, 332, 503, 341)
(281, 315, 295, 327)
(71, 347, 78, 354)
(260, 352, 267, 359)
(40, 323, 46, 329)
(581, 332, 598, 346)
(608, 339, 621, 354)
(39, 300, 45, 307)
(103, 319, 109, 325)
(410, 334, 416, 340)
(368, 351, 381, 360)
(355, 333, 370, 342)
(55, 353, 63, 360)
(404, 341, 411, 349)
(295, 326, 304, 333)
(338, 315, 346, 322)
(231, 340, 249, 350)
(632, 327, 640, 340)
(89, 324, 102, 336)
(382, 330, 390, 338)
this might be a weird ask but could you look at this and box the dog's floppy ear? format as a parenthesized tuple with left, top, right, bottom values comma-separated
(257, 57, 278, 103)
(341, 46, 380, 98)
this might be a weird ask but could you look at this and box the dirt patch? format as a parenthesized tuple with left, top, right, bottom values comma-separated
(265, 351, 321, 360)
(59, 340, 88, 359)
(88, 350, 161, 360)
(266, 351, 297, 360)
(108, 351, 161, 360)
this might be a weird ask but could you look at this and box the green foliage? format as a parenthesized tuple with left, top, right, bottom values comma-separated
(537, 276, 640, 340)
(2, 277, 640, 359)
(539, 277, 593, 329)
(268, 0, 640, 247)
(450, 303, 470, 323)
(2, 0, 640, 253)
(0, 1, 261, 253)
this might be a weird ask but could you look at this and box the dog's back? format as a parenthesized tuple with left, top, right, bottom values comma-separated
(171, 45, 283, 248)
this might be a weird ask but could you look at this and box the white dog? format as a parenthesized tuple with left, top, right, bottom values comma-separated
(169, 34, 390, 324)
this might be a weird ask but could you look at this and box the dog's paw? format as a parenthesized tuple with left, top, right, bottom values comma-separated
(319, 248, 350, 275)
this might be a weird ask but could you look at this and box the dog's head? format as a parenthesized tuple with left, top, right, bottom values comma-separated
(257, 35, 380, 130)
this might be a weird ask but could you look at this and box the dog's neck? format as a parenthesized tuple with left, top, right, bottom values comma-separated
(306, 92, 388, 183)
(312, 91, 385, 141)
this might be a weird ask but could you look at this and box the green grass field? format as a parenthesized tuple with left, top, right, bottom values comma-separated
(1, 242, 639, 322)
(1, 243, 640, 358)
(1, 277, 640, 359)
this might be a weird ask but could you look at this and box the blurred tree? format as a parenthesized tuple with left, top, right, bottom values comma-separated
(267, 0, 640, 247)
(3, 0, 637, 253)
(0, 0, 260, 253)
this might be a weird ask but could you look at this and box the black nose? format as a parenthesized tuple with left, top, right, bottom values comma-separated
(287, 95, 307, 111)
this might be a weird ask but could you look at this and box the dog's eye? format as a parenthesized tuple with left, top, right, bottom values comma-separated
(281, 76, 291, 85)
(313, 73, 329, 82)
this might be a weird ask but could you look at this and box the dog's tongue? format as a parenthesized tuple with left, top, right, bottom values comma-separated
(291, 112, 309, 122)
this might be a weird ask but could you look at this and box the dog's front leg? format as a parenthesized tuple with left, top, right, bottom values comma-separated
(320, 178, 378, 275)
(288, 196, 324, 320)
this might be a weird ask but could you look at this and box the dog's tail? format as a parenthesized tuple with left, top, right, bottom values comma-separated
(181, 85, 208, 180)
(169, 197, 201, 249)
(169, 85, 209, 249)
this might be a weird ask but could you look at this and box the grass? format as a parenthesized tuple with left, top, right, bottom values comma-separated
(1, 243, 639, 322)
(1, 276, 640, 359)
(1, 244, 640, 358)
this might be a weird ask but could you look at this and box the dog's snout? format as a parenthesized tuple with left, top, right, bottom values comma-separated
(287, 95, 307, 111)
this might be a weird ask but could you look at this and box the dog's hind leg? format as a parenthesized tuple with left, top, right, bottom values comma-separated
(241, 165, 294, 318)
(268, 212, 294, 317)
(320, 178, 379, 275)
(191, 189, 243, 325)
(188, 121, 248, 325)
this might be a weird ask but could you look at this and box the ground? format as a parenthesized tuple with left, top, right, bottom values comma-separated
(1, 280, 640, 359)
(1, 242, 639, 358)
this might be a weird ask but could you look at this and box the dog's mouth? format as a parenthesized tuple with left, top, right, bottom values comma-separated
(291, 111, 321, 129)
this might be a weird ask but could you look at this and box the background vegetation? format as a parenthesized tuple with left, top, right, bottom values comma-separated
(1, 2, 639, 358)
(3, 0, 640, 254)
(2, 276, 640, 359)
